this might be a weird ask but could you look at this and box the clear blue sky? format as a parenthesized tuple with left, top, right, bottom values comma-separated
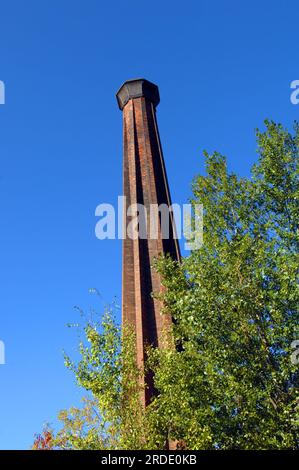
(0, 0, 297, 449)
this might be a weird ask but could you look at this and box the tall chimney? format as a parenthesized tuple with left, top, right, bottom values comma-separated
(116, 79, 180, 406)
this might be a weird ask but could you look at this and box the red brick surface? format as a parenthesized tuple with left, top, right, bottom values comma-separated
(121, 96, 180, 406)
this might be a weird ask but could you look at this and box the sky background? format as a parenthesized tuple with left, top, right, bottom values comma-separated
(0, 0, 298, 449)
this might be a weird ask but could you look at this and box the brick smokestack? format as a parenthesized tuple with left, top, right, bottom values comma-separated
(116, 79, 180, 406)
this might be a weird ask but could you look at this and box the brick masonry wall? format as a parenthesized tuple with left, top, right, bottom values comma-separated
(121, 95, 180, 406)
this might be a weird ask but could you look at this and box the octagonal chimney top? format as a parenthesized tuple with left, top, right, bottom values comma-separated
(116, 78, 160, 110)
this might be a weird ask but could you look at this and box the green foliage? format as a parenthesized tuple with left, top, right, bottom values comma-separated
(151, 120, 299, 449)
(50, 309, 148, 449)
(38, 121, 298, 450)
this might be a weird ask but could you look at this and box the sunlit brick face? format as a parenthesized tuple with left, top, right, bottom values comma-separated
(117, 79, 180, 406)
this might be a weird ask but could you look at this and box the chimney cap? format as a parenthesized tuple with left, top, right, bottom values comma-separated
(116, 78, 160, 110)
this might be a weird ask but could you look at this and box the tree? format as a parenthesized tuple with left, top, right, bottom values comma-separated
(150, 120, 299, 449)
(34, 121, 299, 449)
(33, 308, 148, 450)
